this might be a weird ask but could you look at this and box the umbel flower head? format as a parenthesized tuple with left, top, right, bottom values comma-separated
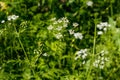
(86, 1, 93, 7)
(7, 15, 19, 21)
(74, 32, 83, 40)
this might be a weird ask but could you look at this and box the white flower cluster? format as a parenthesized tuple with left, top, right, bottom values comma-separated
(34, 49, 48, 57)
(47, 17, 69, 39)
(93, 50, 109, 69)
(7, 15, 19, 21)
(42, 53, 49, 57)
(55, 33, 63, 39)
(75, 49, 88, 60)
(97, 22, 111, 35)
(86, 1, 93, 7)
(1, 20, 5, 23)
(74, 32, 83, 40)
(69, 29, 83, 40)
(73, 22, 79, 27)
(68, 22, 83, 40)
(1, 14, 19, 23)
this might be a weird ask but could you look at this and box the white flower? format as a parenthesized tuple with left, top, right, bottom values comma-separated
(75, 49, 88, 60)
(55, 33, 63, 39)
(97, 24, 103, 30)
(63, 23, 68, 27)
(50, 18, 56, 21)
(69, 29, 74, 35)
(58, 19, 62, 23)
(1, 20, 5, 23)
(7, 15, 19, 21)
(97, 22, 111, 30)
(86, 1, 93, 7)
(103, 27, 107, 31)
(97, 31, 103, 35)
(43, 53, 48, 56)
(74, 32, 83, 39)
(73, 22, 79, 27)
(47, 25, 53, 30)
(56, 26, 62, 31)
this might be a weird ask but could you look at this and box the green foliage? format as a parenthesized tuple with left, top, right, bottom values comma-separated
(0, 0, 120, 80)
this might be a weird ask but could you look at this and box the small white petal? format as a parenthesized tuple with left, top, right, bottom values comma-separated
(97, 31, 103, 35)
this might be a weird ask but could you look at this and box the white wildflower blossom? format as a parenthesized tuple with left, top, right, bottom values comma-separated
(73, 22, 79, 27)
(69, 29, 74, 35)
(75, 49, 88, 60)
(56, 26, 63, 31)
(74, 32, 83, 39)
(97, 22, 111, 30)
(103, 27, 107, 31)
(86, 1, 93, 7)
(43, 53, 48, 56)
(55, 33, 63, 39)
(58, 19, 62, 23)
(93, 50, 109, 69)
(1, 20, 5, 23)
(50, 18, 56, 21)
(61, 17, 68, 21)
(47, 25, 53, 30)
(7, 15, 19, 21)
(97, 31, 103, 35)
(97, 24, 103, 30)
(100, 22, 109, 27)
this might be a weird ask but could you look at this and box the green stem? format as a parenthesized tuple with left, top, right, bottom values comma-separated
(13, 25, 35, 76)
(87, 16, 97, 80)
(110, 2, 113, 17)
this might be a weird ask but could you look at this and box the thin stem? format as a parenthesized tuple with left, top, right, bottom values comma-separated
(13, 25, 35, 76)
(110, 2, 113, 17)
(86, 16, 97, 80)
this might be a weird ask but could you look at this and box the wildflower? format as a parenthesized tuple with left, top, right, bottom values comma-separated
(97, 24, 103, 30)
(93, 50, 109, 69)
(97, 31, 103, 35)
(55, 33, 63, 39)
(74, 32, 83, 39)
(86, 1, 93, 7)
(58, 19, 62, 23)
(97, 22, 111, 30)
(100, 22, 109, 27)
(75, 49, 88, 60)
(63, 23, 68, 27)
(50, 18, 56, 21)
(56, 26, 62, 31)
(43, 53, 48, 56)
(1, 20, 5, 23)
(69, 29, 74, 35)
(103, 27, 107, 31)
(73, 22, 79, 27)
(7, 15, 19, 21)
(47, 25, 53, 30)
